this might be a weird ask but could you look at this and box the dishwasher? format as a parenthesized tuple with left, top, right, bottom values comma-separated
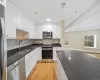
(7, 57, 25, 80)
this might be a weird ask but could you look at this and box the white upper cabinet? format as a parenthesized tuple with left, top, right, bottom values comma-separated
(6, 0, 17, 39)
(17, 8, 35, 39)
(35, 24, 43, 39)
(35, 23, 60, 39)
(6, 0, 35, 39)
(16, 8, 35, 39)
(17, 9, 28, 32)
(52, 24, 60, 39)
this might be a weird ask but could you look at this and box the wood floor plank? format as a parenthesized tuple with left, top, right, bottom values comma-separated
(27, 62, 57, 80)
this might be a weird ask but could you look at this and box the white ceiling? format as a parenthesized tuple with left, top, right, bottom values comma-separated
(12, 0, 99, 26)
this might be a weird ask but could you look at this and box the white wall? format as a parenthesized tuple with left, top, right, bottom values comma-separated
(64, 2, 100, 53)
(65, 29, 100, 52)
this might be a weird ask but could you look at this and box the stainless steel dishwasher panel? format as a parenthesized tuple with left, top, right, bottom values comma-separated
(18, 57, 26, 80)
(7, 57, 26, 80)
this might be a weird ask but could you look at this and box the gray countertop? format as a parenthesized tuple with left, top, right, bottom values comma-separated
(7, 44, 61, 67)
(7, 46, 37, 67)
(57, 50, 100, 80)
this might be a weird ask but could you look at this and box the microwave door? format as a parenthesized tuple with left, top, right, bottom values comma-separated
(0, 18, 7, 80)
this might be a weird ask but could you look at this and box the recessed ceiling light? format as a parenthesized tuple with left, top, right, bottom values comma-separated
(47, 18, 50, 22)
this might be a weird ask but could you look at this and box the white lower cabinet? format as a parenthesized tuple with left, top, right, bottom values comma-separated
(25, 47, 42, 79)
(56, 53, 68, 80)
(53, 47, 62, 61)
(25, 54, 30, 78)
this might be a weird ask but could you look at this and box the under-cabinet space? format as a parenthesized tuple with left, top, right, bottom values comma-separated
(16, 29, 29, 40)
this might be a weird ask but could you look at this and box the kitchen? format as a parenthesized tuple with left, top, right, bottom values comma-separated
(0, 0, 100, 80)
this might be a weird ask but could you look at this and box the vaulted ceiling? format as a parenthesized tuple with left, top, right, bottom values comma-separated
(13, 0, 99, 27)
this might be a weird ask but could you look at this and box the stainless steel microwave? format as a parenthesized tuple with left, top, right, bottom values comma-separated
(43, 32, 52, 39)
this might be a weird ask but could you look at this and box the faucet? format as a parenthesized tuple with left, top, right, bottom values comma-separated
(18, 40, 22, 51)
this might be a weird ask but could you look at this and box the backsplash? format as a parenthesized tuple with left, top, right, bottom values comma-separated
(33, 39, 60, 45)
(7, 39, 34, 50)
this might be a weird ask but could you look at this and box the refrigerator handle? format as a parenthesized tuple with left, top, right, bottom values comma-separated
(0, 18, 7, 80)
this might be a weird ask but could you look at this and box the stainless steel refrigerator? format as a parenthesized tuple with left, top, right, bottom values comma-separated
(0, 18, 7, 80)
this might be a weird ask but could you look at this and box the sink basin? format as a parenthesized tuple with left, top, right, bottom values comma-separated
(17, 51, 26, 55)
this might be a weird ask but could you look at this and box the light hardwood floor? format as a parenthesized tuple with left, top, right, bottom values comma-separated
(27, 61, 57, 80)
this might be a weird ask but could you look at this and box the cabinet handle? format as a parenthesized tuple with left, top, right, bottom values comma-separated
(14, 63, 19, 67)
(8, 63, 19, 72)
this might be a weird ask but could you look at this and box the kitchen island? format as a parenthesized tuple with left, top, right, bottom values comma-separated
(57, 50, 100, 80)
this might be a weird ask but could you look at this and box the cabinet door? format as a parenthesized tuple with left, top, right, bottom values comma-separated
(53, 47, 61, 61)
(31, 48, 39, 68)
(25, 54, 30, 78)
(56, 57, 62, 80)
(17, 9, 25, 31)
(6, 0, 17, 39)
(25, 48, 42, 78)
(35, 25, 42, 39)
(35, 47, 42, 60)
(17, 9, 35, 39)
(56, 56, 68, 80)
(25, 51, 37, 78)
(29, 52, 35, 72)
(52, 24, 60, 39)
(27, 21, 35, 39)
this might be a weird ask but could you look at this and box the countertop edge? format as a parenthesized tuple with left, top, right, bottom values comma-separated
(56, 50, 70, 80)
(7, 47, 37, 67)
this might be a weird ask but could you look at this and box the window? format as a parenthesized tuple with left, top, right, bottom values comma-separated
(84, 35, 96, 48)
